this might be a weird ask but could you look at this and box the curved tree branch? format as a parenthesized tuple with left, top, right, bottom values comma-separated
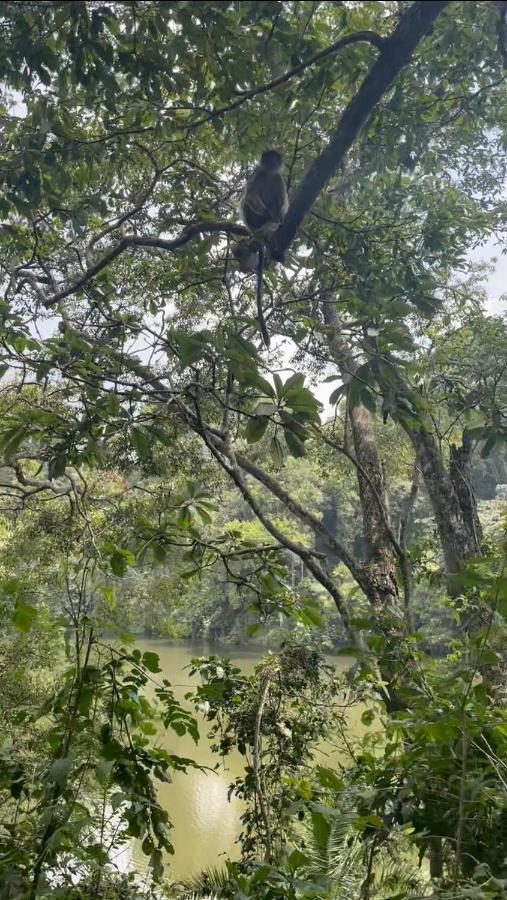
(229, 443, 368, 590)
(198, 425, 358, 643)
(43, 222, 248, 307)
(189, 31, 385, 127)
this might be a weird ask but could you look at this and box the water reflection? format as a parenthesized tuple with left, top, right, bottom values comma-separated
(131, 640, 349, 882)
(131, 641, 258, 880)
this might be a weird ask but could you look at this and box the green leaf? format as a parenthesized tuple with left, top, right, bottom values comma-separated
(273, 373, 284, 396)
(287, 848, 311, 872)
(299, 605, 324, 628)
(170, 330, 211, 367)
(142, 651, 162, 673)
(329, 384, 346, 405)
(241, 370, 275, 397)
(139, 721, 158, 736)
(311, 810, 331, 848)
(108, 547, 135, 577)
(120, 632, 136, 643)
(411, 294, 443, 316)
(195, 505, 213, 524)
(48, 756, 73, 789)
(12, 600, 37, 632)
(284, 429, 306, 458)
(282, 372, 305, 394)
(48, 453, 67, 480)
(131, 427, 152, 460)
(353, 814, 384, 831)
(285, 386, 321, 421)
(1, 427, 26, 461)
(78, 686, 94, 717)
(316, 766, 343, 791)
(270, 435, 284, 467)
(110, 552, 127, 576)
(142, 834, 154, 855)
(245, 415, 269, 444)
(99, 586, 116, 611)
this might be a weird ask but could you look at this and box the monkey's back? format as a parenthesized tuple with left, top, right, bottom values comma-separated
(241, 168, 288, 232)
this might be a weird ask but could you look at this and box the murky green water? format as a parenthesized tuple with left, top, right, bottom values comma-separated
(131, 640, 351, 882)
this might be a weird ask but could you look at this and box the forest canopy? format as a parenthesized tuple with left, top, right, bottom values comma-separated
(0, 1, 506, 898)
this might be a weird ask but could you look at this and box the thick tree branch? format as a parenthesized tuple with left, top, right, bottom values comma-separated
(197, 425, 358, 643)
(370, 350, 481, 573)
(497, 0, 507, 67)
(34, 4, 447, 313)
(196, 425, 368, 593)
(322, 304, 400, 605)
(272, 1, 448, 260)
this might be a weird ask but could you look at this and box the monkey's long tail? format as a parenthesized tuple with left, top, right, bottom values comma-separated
(256, 243, 270, 348)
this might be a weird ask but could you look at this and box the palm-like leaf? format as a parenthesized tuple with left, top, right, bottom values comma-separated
(300, 811, 430, 899)
(176, 863, 230, 898)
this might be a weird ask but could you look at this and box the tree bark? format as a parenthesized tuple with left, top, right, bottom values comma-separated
(348, 402, 400, 612)
(450, 430, 482, 553)
(370, 357, 481, 576)
(399, 424, 480, 579)
(323, 304, 401, 614)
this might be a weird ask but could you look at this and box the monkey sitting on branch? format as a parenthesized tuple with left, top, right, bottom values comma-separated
(234, 149, 288, 347)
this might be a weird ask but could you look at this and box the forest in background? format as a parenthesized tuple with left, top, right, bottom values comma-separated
(0, 1, 506, 898)
(2, 412, 505, 650)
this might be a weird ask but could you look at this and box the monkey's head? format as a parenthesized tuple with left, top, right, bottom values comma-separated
(260, 149, 283, 172)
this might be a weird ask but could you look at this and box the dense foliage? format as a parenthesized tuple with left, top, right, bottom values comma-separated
(0, 1, 506, 897)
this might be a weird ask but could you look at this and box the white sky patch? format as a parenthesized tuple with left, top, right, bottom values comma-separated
(468, 237, 506, 315)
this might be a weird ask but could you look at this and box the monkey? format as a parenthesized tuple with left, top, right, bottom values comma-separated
(238, 149, 288, 347)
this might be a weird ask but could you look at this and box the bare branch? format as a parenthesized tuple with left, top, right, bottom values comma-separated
(200, 427, 359, 644)
(228, 442, 368, 591)
(43, 222, 248, 307)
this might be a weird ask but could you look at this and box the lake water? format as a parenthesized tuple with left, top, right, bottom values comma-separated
(131, 640, 352, 884)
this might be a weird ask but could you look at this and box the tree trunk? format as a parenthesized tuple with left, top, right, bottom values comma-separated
(323, 304, 401, 614)
(369, 355, 481, 576)
(402, 425, 480, 578)
(450, 430, 482, 553)
(348, 402, 400, 611)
